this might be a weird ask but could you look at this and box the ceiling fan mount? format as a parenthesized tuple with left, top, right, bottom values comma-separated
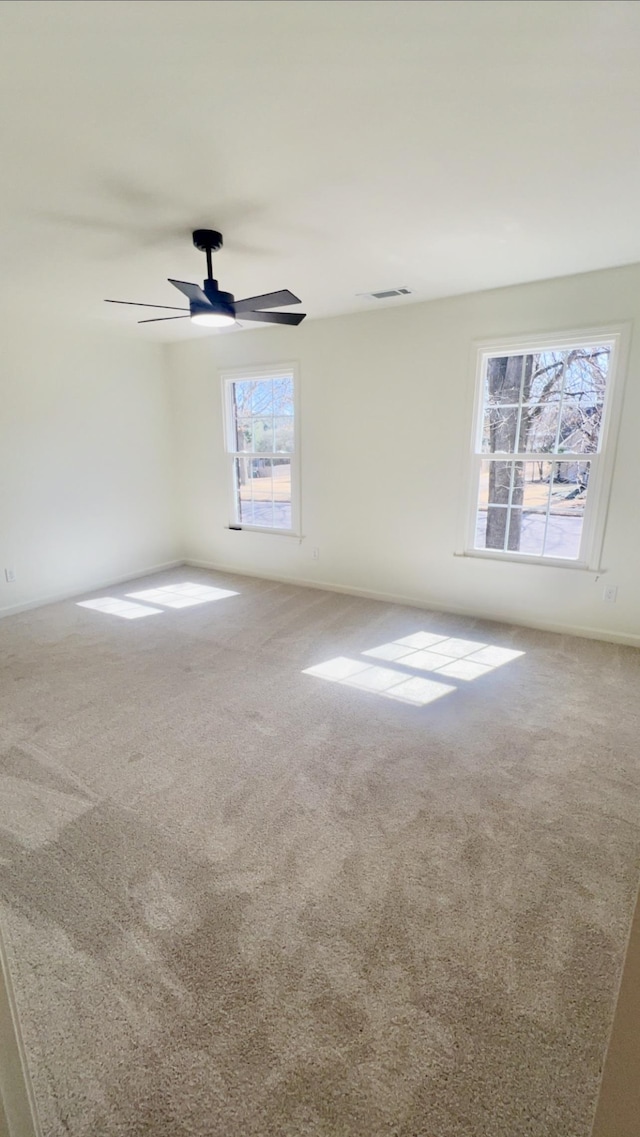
(192, 228, 223, 254)
(104, 229, 306, 330)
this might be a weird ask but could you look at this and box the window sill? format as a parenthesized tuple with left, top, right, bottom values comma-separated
(455, 549, 601, 573)
(225, 525, 302, 539)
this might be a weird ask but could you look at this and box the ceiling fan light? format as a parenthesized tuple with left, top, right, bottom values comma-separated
(191, 310, 235, 328)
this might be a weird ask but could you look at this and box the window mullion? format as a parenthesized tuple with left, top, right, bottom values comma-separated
(540, 460, 554, 556)
(503, 461, 514, 552)
(513, 353, 527, 454)
(552, 353, 569, 455)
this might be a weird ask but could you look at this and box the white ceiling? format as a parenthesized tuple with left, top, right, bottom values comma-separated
(2, 0, 640, 340)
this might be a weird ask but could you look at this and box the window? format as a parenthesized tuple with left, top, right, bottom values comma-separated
(466, 329, 626, 567)
(222, 366, 299, 533)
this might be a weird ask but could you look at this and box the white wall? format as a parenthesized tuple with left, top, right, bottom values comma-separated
(0, 313, 180, 615)
(168, 262, 640, 645)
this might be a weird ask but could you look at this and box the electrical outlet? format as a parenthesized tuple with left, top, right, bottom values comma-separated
(603, 585, 618, 603)
(4, 567, 16, 583)
(312, 547, 320, 560)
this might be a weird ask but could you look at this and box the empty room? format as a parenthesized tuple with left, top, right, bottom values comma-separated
(2, 2, 640, 1135)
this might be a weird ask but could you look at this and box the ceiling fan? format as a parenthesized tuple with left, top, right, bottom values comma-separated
(105, 229, 306, 329)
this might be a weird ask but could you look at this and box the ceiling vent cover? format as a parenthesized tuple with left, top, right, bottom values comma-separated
(361, 287, 413, 300)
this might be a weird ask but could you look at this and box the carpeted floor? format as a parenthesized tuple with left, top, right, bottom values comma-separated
(1, 567, 640, 1137)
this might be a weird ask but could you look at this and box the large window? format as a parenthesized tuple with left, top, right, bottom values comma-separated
(223, 366, 299, 533)
(466, 329, 625, 566)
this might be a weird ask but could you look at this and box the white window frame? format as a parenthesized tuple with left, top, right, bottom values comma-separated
(221, 362, 301, 536)
(462, 324, 630, 570)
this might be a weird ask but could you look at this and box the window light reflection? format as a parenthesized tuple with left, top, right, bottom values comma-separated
(127, 582, 238, 608)
(303, 633, 524, 707)
(363, 635, 523, 680)
(77, 597, 163, 620)
(77, 582, 239, 620)
(302, 656, 455, 706)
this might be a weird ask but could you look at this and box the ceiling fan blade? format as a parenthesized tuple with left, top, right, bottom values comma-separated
(138, 316, 192, 324)
(105, 300, 189, 310)
(234, 289, 301, 314)
(238, 310, 306, 326)
(168, 278, 210, 305)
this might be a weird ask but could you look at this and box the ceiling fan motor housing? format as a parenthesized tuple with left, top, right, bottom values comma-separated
(197, 279, 235, 319)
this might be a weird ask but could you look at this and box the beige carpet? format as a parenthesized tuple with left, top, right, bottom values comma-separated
(1, 567, 640, 1137)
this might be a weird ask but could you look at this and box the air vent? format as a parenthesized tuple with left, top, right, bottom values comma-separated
(359, 287, 413, 300)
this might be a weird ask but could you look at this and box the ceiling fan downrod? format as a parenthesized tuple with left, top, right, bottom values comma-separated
(192, 229, 223, 282)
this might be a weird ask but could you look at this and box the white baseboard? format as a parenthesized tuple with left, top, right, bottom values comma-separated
(2, 552, 637, 648)
(0, 559, 184, 620)
(185, 558, 640, 648)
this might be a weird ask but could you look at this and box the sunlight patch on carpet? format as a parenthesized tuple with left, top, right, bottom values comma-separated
(127, 582, 239, 608)
(364, 635, 523, 681)
(302, 656, 455, 706)
(77, 597, 163, 620)
(78, 582, 239, 620)
(304, 634, 524, 705)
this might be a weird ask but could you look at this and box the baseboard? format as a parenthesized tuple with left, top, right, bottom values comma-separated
(185, 558, 640, 648)
(0, 559, 185, 620)
(0, 925, 40, 1137)
(2, 553, 637, 648)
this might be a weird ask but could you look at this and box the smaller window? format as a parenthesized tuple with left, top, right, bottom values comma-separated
(466, 330, 625, 567)
(222, 367, 299, 533)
